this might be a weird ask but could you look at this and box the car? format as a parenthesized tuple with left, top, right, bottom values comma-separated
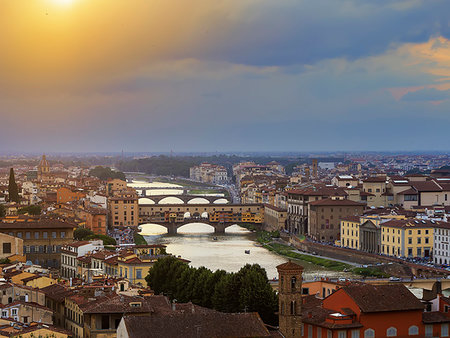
(389, 277, 401, 281)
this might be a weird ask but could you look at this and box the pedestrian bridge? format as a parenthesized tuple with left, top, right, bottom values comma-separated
(138, 219, 239, 234)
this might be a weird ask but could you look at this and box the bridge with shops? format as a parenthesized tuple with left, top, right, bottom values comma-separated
(138, 194, 230, 204)
(138, 203, 263, 234)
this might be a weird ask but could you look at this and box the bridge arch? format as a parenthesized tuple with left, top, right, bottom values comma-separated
(213, 198, 229, 204)
(177, 222, 215, 233)
(201, 211, 209, 218)
(159, 196, 184, 204)
(138, 223, 168, 235)
(139, 198, 155, 204)
(188, 197, 210, 204)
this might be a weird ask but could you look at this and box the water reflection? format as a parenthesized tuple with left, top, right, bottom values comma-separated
(140, 223, 351, 280)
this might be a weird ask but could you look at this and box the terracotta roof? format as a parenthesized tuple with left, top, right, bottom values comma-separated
(383, 218, 450, 229)
(340, 216, 360, 223)
(308, 198, 365, 207)
(341, 284, 423, 313)
(40, 284, 72, 302)
(276, 260, 304, 272)
(363, 176, 386, 183)
(0, 218, 75, 229)
(410, 181, 442, 192)
(122, 311, 271, 338)
(80, 294, 154, 314)
(422, 311, 450, 324)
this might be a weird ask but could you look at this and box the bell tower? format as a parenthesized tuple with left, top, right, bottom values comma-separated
(277, 260, 303, 338)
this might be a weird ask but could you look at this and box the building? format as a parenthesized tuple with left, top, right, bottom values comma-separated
(308, 199, 365, 242)
(277, 260, 303, 338)
(189, 163, 229, 184)
(302, 283, 426, 337)
(106, 179, 127, 197)
(362, 176, 388, 207)
(340, 217, 382, 253)
(56, 187, 86, 204)
(0, 301, 53, 325)
(331, 175, 359, 188)
(37, 154, 50, 182)
(433, 221, 450, 266)
(263, 204, 287, 232)
(61, 241, 104, 279)
(0, 233, 23, 262)
(0, 217, 75, 268)
(381, 219, 435, 258)
(108, 191, 139, 228)
(85, 208, 108, 235)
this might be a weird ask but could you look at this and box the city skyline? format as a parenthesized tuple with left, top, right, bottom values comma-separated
(1, 0, 450, 152)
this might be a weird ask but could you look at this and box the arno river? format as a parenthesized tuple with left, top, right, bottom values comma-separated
(132, 179, 350, 280)
(140, 223, 351, 280)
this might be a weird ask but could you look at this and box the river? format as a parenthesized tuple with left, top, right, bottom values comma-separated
(132, 179, 351, 280)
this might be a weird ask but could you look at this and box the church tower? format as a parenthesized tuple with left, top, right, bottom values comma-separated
(277, 260, 303, 338)
(37, 154, 50, 181)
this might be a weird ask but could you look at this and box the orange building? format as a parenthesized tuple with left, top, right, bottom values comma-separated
(85, 208, 108, 235)
(301, 283, 442, 338)
(56, 187, 86, 204)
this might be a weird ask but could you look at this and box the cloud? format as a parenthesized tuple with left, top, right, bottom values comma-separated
(401, 87, 450, 101)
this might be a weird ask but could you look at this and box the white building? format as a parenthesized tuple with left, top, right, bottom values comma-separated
(60, 240, 103, 279)
(433, 221, 450, 266)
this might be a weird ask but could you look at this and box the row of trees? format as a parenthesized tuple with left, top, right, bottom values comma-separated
(74, 227, 116, 246)
(145, 256, 278, 325)
(89, 166, 126, 181)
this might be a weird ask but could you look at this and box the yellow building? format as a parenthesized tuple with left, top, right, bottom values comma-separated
(11, 272, 57, 289)
(381, 219, 434, 258)
(340, 216, 361, 250)
(241, 212, 263, 224)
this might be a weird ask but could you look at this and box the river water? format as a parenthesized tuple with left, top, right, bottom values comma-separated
(132, 180, 350, 280)
(140, 223, 351, 280)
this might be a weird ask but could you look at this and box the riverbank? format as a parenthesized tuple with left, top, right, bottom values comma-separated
(255, 231, 387, 278)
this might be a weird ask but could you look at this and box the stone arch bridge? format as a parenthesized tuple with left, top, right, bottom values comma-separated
(139, 194, 230, 205)
(138, 203, 262, 234)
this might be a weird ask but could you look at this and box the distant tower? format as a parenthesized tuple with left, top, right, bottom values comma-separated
(312, 159, 318, 178)
(304, 167, 310, 180)
(37, 154, 50, 181)
(277, 260, 303, 338)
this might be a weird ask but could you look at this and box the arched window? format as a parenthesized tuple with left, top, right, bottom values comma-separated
(290, 301, 296, 315)
(364, 328, 375, 338)
(7, 297, 12, 304)
(291, 276, 296, 291)
(408, 326, 419, 336)
(281, 301, 284, 315)
(386, 327, 397, 337)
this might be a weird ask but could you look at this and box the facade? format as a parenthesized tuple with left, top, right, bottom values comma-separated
(433, 221, 450, 266)
(302, 283, 426, 338)
(37, 154, 50, 182)
(381, 219, 435, 258)
(0, 233, 23, 261)
(263, 204, 287, 232)
(0, 301, 53, 325)
(61, 241, 104, 279)
(339, 216, 361, 249)
(308, 199, 365, 241)
(57, 187, 86, 204)
(362, 176, 388, 207)
(85, 208, 108, 235)
(0, 217, 75, 268)
(189, 163, 229, 184)
(108, 191, 139, 227)
(106, 179, 127, 197)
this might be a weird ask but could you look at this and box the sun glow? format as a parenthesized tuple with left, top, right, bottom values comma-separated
(51, 0, 75, 6)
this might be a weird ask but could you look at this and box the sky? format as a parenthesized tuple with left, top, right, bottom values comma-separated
(1, 0, 450, 153)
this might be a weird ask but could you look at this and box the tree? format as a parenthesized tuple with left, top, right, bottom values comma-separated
(18, 205, 41, 216)
(8, 168, 19, 203)
(74, 227, 94, 240)
(89, 166, 126, 181)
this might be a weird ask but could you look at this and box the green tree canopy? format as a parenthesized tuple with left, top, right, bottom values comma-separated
(89, 166, 126, 181)
(18, 205, 41, 216)
(145, 256, 278, 325)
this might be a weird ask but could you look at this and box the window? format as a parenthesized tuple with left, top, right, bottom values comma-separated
(386, 327, 397, 337)
(417, 237, 421, 244)
(408, 248, 413, 256)
(2, 243, 11, 254)
(291, 277, 296, 291)
(302, 287, 309, 295)
(17, 232, 22, 238)
(52, 232, 56, 238)
(338, 331, 346, 338)
(409, 230, 412, 235)
(408, 326, 419, 336)
(425, 325, 433, 337)
(25, 232, 31, 239)
(317, 328, 322, 338)
(61, 231, 65, 238)
(351, 330, 360, 338)
(290, 301, 296, 315)
(1, 311, 7, 317)
(442, 323, 449, 337)
(35, 232, 39, 239)
(364, 329, 375, 338)
(408, 237, 412, 244)
(308, 325, 313, 338)
(11, 309, 17, 316)
(101, 315, 109, 330)
(43, 232, 48, 239)
(136, 269, 142, 279)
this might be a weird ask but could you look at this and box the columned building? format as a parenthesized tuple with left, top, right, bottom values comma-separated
(359, 220, 381, 254)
